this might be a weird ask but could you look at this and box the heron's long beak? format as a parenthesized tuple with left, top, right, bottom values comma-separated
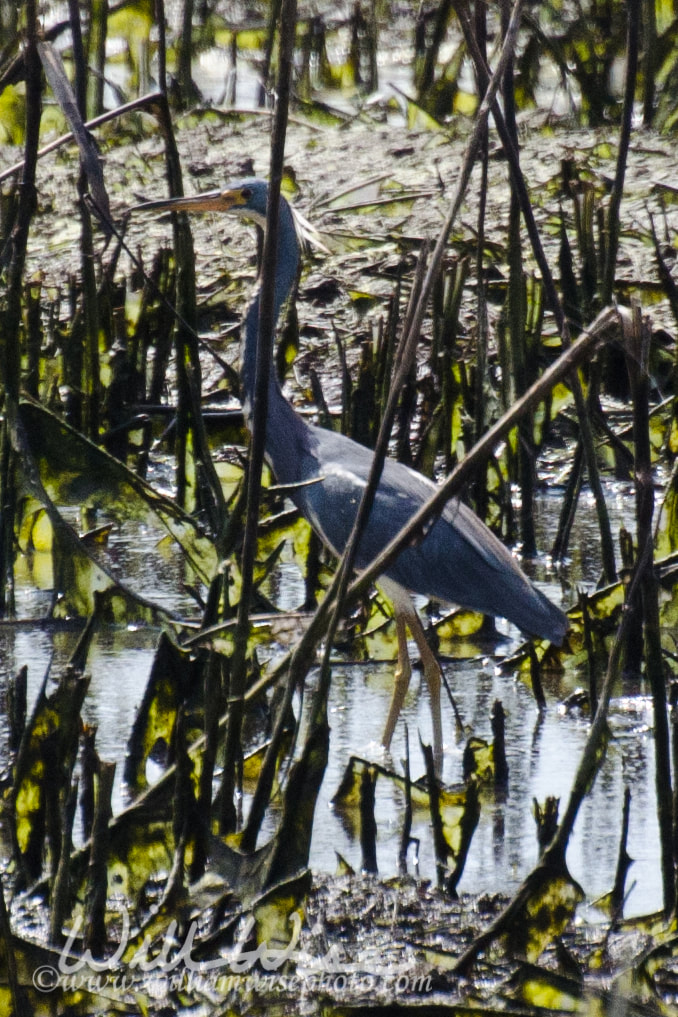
(131, 187, 247, 215)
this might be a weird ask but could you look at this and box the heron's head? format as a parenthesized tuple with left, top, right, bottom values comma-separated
(133, 177, 270, 226)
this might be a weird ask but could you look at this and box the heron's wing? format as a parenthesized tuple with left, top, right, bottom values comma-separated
(293, 431, 505, 573)
(292, 429, 567, 643)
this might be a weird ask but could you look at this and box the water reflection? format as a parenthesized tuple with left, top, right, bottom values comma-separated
(308, 655, 659, 916)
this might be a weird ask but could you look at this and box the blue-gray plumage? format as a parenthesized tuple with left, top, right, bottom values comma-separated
(144, 178, 569, 769)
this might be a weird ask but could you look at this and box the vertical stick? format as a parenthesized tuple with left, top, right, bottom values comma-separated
(177, 0, 196, 105)
(579, 592, 598, 717)
(473, 1, 489, 520)
(191, 652, 221, 880)
(50, 781, 79, 944)
(67, 0, 101, 440)
(552, 440, 583, 561)
(221, 0, 297, 835)
(491, 700, 509, 787)
(610, 786, 633, 920)
(446, 778, 480, 896)
(642, 0, 657, 126)
(155, 0, 167, 91)
(258, 0, 283, 106)
(78, 174, 101, 440)
(7, 665, 27, 753)
(67, 0, 87, 115)
(671, 689, 678, 908)
(80, 724, 97, 842)
(422, 739, 447, 890)
(627, 304, 674, 913)
(359, 767, 378, 874)
(0, 0, 40, 615)
(83, 761, 115, 957)
(602, 0, 640, 303)
(398, 725, 413, 873)
(86, 0, 108, 117)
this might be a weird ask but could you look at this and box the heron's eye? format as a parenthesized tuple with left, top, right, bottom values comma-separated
(241, 187, 253, 201)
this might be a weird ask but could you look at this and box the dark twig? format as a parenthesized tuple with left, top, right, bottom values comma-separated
(50, 781, 79, 944)
(528, 645, 546, 711)
(421, 738, 448, 889)
(7, 665, 27, 753)
(579, 591, 598, 716)
(83, 761, 115, 958)
(37, 40, 111, 229)
(627, 303, 674, 913)
(359, 767, 378, 874)
(552, 439, 584, 562)
(602, 0, 640, 303)
(398, 725, 413, 874)
(491, 700, 509, 787)
(610, 786, 633, 922)
(446, 778, 480, 897)
(534, 796, 560, 851)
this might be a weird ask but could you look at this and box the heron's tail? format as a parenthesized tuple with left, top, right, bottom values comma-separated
(513, 585, 569, 646)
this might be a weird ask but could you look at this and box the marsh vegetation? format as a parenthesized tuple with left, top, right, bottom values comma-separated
(2, 1, 678, 1014)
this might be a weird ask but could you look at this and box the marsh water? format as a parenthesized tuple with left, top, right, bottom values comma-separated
(1, 478, 660, 919)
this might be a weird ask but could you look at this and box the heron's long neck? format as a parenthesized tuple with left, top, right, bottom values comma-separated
(240, 199, 299, 426)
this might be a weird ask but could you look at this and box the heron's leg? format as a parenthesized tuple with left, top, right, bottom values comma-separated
(382, 609, 412, 750)
(402, 607, 443, 776)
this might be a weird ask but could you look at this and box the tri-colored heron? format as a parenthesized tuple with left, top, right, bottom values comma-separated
(142, 178, 568, 768)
